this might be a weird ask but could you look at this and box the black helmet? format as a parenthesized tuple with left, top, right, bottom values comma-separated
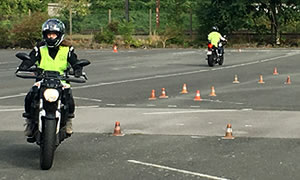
(42, 18, 65, 48)
(212, 26, 219, 32)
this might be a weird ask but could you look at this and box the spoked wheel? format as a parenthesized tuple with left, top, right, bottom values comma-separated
(40, 120, 56, 170)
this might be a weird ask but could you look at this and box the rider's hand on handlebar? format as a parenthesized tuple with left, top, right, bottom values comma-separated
(74, 67, 83, 78)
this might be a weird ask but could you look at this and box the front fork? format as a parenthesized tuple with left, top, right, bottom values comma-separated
(38, 99, 61, 135)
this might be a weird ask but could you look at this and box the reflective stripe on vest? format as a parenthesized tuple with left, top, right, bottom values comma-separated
(38, 46, 69, 75)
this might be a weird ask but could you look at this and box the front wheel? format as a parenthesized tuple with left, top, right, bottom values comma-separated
(40, 120, 57, 170)
(218, 55, 224, 65)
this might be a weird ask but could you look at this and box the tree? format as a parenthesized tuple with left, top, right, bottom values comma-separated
(11, 12, 49, 48)
(57, 0, 90, 39)
(0, 0, 49, 23)
(249, 0, 300, 45)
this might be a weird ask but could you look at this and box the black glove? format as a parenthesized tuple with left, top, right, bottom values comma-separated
(17, 61, 31, 72)
(74, 67, 83, 77)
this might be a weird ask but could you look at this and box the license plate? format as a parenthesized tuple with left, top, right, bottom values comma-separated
(207, 51, 212, 55)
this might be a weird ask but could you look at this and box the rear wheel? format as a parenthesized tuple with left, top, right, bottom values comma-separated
(40, 120, 56, 170)
(208, 53, 216, 67)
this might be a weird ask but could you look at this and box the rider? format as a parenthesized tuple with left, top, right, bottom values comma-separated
(17, 18, 83, 136)
(208, 26, 227, 56)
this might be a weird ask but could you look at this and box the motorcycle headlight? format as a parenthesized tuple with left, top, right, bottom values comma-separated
(43, 89, 59, 102)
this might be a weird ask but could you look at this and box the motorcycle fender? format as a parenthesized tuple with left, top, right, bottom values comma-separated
(207, 51, 212, 55)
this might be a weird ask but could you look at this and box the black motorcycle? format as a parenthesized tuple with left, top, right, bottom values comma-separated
(206, 38, 227, 67)
(15, 53, 90, 170)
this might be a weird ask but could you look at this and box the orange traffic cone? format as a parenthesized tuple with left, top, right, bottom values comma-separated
(222, 124, 234, 139)
(194, 90, 202, 101)
(209, 86, 217, 96)
(113, 121, 123, 136)
(258, 75, 265, 84)
(273, 67, 279, 75)
(232, 75, 240, 84)
(113, 45, 118, 53)
(159, 88, 168, 98)
(148, 89, 156, 100)
(284, 75, 291, 84)
(180, 83, 188, 94)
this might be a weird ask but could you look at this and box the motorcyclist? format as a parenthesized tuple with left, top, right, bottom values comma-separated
(17, 18, 83, 136)
(208, 26, 227, 56)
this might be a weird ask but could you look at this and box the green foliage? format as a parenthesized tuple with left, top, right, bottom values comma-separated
(119, 21, 135, 47)
(158, 24, 184, 48)
(0, 23, 11, 48)
(93, 21, 119, 44)
(0, 0, 49, 19)
(0, 0, 300, 48)
(11, 12, 49, 48)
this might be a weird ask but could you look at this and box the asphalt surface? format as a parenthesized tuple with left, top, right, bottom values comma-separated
(1, 48, 300, 180)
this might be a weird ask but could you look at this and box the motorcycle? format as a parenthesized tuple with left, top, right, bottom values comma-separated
(206, 37, 227, 67)
(15, 52, 90, 170)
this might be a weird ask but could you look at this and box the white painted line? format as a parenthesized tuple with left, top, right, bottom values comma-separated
(0, 106, 99, 112)
(0, 108, 24, 112)
(106, 104, 116, 106)
(126, 104, 137, 107)
(128, 160, 230, 180)
(168, 105, 177, 108)
(0, 93, 26, 100)
(176, 123, 184, 126)
(191, 136, 203, 139)
(143, 109, 239, 115)
(242, 108, 253, 111)
(76, 105, 99, 109)
(0, 62, 11, 65)
(190, 105, 201, 108)
(74, 96, 102, 102)
(147, 104, 156, 107)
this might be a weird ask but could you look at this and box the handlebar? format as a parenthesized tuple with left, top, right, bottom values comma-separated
(15, 70, 87, 83)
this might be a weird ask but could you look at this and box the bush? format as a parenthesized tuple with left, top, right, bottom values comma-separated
(11, 12, 49, 48)
(0, 22, 11, 48)
(93, 21, 119, 44)
(119, 21, 135, 47)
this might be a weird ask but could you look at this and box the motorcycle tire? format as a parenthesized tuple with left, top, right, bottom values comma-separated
(40, 120, 57, 170)
(218, 55, 224, 65)
(207, 54, 215, 67)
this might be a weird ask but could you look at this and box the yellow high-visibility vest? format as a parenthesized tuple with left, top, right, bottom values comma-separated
(38, 46, 69, 75)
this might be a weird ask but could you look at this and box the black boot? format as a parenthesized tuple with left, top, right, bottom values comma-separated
(24, 119, 34, 136)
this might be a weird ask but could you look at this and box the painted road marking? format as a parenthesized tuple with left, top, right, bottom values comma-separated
(128, 160, 230, 180)
(143, 109, 242, 115)
(0, 106, 99, 112)
(126, 104, 137, 107)
(1, 51, 299, 99)
(0, 93, 26, 100)
(73, 52, 297, 90)
(0, 108, 23, 112)
(74, 96, 102, 102)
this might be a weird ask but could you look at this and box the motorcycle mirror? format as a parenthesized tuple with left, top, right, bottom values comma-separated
(75, 59, 91, 67)
(16, 53, 31, 61)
